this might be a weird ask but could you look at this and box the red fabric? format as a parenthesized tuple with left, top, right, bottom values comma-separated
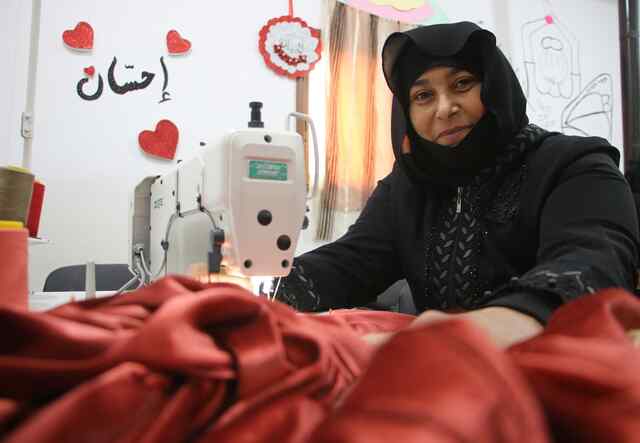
(0, 277, 378, 442)
(310, 318, 550, 443)
(324, 308, 415, 334)
(0, 228, 28, 310)
(508, 289, 640, 442)
(1, 278, 639, 442)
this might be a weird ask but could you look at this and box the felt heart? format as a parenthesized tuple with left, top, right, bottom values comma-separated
(84, 66, 95, 77)
(62, 22, 94, 50)
(138, 120, 179, 160)
(166, 30, 191, 54)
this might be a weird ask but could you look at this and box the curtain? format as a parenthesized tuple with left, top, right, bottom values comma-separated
(315, 1, 413, 241)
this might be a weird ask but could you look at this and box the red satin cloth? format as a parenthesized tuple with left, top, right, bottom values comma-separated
(0, 277, 638, 442)
(0, 228, 28, 310)
(508, 289, 640, 442)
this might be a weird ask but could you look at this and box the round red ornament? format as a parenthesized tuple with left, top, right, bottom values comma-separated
(259, 15, 321, 78)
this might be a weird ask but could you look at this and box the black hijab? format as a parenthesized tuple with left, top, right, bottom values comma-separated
(382, 22, 529, 186)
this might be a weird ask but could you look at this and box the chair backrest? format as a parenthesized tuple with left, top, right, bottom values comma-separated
(367, 279, 417, 314)
(43, 264, 134, 292)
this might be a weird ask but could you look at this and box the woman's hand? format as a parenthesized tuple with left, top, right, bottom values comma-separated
(410, 307, 543, 348)
(362, 307, 543, 349)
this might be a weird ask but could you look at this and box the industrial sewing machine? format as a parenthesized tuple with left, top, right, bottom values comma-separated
(127, 102, 318, 292)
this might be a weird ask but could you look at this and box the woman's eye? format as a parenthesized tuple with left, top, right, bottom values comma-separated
(413, 91, 433, 102)
(455, 78, 475, 90)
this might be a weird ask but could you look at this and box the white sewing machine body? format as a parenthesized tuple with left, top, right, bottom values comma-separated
(130, 125, 309, 281)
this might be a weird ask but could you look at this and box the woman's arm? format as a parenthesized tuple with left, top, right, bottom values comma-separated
(274, 176, 403, 311)
(485, 147, 640, 323)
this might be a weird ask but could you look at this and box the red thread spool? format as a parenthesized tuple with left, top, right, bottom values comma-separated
(27, 180, 45, 238)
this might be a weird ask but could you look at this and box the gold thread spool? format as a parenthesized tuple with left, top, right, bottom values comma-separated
(0, 220, 24, 229)
(0, 166, 35, 225)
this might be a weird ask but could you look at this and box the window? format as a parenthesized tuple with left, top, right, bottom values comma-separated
(306, 0, 413, 240)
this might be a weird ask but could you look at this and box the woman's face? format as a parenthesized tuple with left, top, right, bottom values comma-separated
(408, 66, 486, 147)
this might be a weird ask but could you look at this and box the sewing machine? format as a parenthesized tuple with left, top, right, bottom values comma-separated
(128, 102, 318, 290)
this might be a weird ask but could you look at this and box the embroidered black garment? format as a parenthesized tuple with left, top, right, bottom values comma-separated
(424, 124, 545, 311)
(271, 263, 320, 312)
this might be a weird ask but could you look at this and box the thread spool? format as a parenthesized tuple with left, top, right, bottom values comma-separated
(26, 180, 45, 238)
(0, 166, 35, 225)
(85, 261, 96, 299)
(0, 221, 28, 309)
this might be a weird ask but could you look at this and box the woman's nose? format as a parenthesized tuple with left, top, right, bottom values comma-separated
(435, 95, 459, 119)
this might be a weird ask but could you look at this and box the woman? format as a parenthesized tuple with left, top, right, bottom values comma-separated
(274, 22, 639, 347)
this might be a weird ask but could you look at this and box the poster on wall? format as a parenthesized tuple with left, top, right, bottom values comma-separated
(336, 0, 448, 24)
(509, 1, 618, 145)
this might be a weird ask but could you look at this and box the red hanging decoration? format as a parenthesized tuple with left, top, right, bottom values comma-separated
(258, 0, 321, 79)
(62, 21, 94, 51)
(138, 120, 179, 160)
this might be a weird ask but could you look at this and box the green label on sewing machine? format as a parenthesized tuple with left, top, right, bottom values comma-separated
(249, 160, 288, 181)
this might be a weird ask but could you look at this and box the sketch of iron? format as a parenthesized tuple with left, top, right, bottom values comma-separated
(561, 73, 613, 140)
(521, 14, 580, 100)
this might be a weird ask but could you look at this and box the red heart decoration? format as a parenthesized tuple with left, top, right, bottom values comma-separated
(62, 21, 94, 50)
(138, 120, 179, 160)
(84, 66, 95, 77)
(166, 30, 191, 54)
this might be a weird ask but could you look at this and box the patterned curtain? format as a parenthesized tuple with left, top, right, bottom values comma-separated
(316, 0, 413, 240)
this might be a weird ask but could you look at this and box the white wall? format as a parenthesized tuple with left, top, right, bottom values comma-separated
(1, 0, 32, 166)
(2, 0, 322, 292)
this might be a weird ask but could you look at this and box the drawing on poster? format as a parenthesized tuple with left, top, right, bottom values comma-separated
(519, 8, 613, 140)
(521, 14, 580, 100)
(561, 73, 613, 139)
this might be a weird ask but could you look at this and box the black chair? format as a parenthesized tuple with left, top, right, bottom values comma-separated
(43, 264, 135, 292)
(624, 163, 640, 295)
(367, 279, 417, 314)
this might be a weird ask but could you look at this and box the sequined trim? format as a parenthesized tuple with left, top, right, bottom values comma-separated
(271, 262, 321, 311)
(495, 270, 597, 303)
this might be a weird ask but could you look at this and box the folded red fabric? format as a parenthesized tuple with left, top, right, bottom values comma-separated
(324, 308, 415, 334)
(310, 317, 550, 443)
(508, 289, 640, 443)
(0, 277, 377, 442)
(1, 278, 639, 442)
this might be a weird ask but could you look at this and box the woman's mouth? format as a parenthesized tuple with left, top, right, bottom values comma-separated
(436, 125, 473, 145)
